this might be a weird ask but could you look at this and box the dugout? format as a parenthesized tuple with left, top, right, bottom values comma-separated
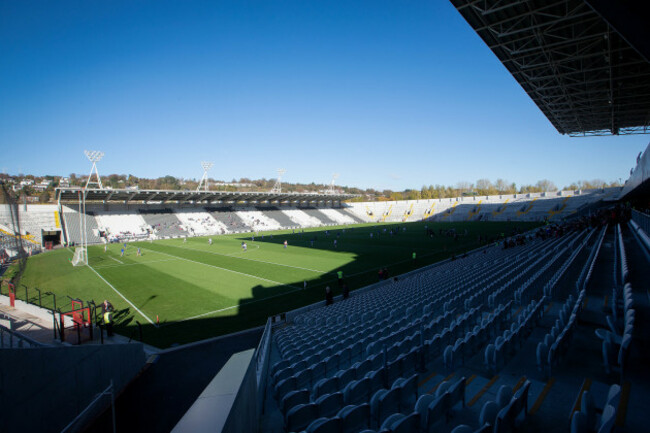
(41, 229, 61, 249)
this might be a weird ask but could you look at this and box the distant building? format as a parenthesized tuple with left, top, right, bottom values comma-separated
(33, 180, 51, 192)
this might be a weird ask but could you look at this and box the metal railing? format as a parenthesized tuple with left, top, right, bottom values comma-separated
(628, 219, 650, 261)
(60, 381, 115, 433)
(616, 224, 629, 285)
(254, 317, 273, 416)
(0, 322, 47, 348)
(576, 225, 607, 291)
(632, 209, 650, 234)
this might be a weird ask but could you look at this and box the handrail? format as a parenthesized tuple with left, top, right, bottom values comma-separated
(542, 228, 592, 298)
(616, 224, 628, 285)
(613, 224, 618, 287)
(628, 219, 650, 262)
(254, 317, 273, 416)
(576, 225, 607, 291)
(631, 209, 650, 234)
(0, 323, 47, 348)
(60, 381, 115, 433)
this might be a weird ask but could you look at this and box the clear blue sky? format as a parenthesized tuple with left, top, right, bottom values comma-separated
(1, 0, 646, 191)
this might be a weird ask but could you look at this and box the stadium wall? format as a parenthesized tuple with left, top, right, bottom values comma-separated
(0, 343, 146, 433)
(171, 348, 258, 433)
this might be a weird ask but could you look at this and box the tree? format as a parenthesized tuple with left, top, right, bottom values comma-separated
(456, 181, 471, 194)
(475, 179, 494, 195)
(421, 185, 431, 199)
(535, 179, 557, 192)
(406, 190, 420, 200)
(39, 190, 50, 203)
(495, 178, 508, 193)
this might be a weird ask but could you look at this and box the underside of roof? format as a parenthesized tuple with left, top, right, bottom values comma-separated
(451, 0, 650, 136)
(55, 188, 354, 204)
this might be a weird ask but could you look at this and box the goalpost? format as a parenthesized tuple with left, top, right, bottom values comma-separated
(72, 187, 89, 267)
(71, 150, 103, 267)
(72, 247, 87, 267)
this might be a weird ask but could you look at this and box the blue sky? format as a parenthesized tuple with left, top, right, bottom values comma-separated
(1, 0, 646, 191)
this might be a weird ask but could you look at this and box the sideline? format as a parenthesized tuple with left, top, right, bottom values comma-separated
(66, 248, 157, 327)
(87, 264, 158, 327)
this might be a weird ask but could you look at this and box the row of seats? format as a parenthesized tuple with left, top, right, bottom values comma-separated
(279, 306, 436, 365)
(570, 384, 621, 433)
(542, 230, 593, 298)
(614, 224, 628, 286)
(513, 230, 585, 304)
(274, 311, 452, 400)
(286, 238, 546, 328)
(276, 245, 550, 380)
(281, 342, 422, 416)
(628, 218, 650, 259)
(503, 231, 582, 306)
(283, 297, 524, 418)
(297, 375, 466, 433)
(484, 297, 545, 374)
(285, 373, 418, 432)
(271, 230, 592, 432)
(576, 225, 607, 292)
(443, 303, 512, 370)
(601, 225, 634, 381)
(476, 380, 531, 433)
(537, 290, 585, 378)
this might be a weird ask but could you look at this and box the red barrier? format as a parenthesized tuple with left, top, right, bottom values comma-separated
(8, 282, 15, 307)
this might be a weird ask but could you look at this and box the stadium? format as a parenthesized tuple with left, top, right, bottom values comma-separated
(1, 1, 650, 433)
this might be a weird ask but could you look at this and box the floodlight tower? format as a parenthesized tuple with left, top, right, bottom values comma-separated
(270, 169, 286, 193)
(197, 161, 214, 192)
(327, 173, 340, 195)
(84, 150, 104, 189)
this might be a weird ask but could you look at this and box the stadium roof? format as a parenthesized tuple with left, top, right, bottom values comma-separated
(55, 187, 355, 204)
(451, 0, 650, 136)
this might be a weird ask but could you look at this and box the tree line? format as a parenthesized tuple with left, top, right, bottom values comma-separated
(0, 172, 621, 203)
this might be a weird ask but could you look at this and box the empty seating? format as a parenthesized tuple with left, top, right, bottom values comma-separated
(266, 227, 601, 433)
(493, 380, 531, 432)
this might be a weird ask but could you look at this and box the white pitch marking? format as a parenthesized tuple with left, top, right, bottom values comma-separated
(173, 285, 303, 324)
(160, 243, 327, 274)
(139, 246, 302, 289)
(86, 264, 157, 327)
(65, 249, 157, 327)
(109, 256, 124, 264)
(93, 258, 179, 269)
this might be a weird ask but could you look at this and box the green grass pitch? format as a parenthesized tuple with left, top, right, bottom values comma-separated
(10, 220, 541, 347)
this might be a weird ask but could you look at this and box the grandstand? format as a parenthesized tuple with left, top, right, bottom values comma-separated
(344, 188, 617, 225)
(0, 204, 60, 246)
(61, 205, 102, 245)
(25, 187, 614, 247)
(139, 208, 189, 238)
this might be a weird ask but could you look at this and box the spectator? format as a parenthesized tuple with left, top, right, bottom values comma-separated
(325, 286, 333, 306)
(342, 283, 349, 299)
